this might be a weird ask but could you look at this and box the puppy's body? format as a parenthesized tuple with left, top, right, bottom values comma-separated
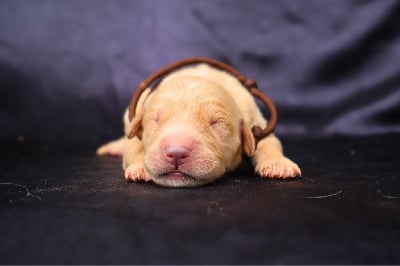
(98, 64, 301, 187)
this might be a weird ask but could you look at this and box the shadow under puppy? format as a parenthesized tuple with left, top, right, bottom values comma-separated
(97, 64, 301, 187)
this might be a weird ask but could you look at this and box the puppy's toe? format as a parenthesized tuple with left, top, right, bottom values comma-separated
(256, 157, 301, 179)
(124, 163, 151, 182)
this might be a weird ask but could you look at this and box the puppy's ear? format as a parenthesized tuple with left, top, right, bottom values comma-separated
(125, 88, 151, 139)
(127, 116, 143, 139)
(240, 120, 256, 157)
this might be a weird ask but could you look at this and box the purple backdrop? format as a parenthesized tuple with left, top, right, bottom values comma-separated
(0, 0, 399, 147)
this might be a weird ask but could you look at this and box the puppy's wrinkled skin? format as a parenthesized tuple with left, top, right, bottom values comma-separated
(97, 64, 301, 187)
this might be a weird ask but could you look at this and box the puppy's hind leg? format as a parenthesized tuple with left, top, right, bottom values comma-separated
(96, 137, 126, 157)
(253, 134, 301, 179)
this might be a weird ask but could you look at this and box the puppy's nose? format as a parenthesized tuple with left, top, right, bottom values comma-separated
(164, 146, 190, 165)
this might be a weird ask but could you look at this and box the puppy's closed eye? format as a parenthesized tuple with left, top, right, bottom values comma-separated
(207, 116, 232, 141)
(144, 111, 161, 125)
(150, 114, 160, 123)
(209, 117, 225, 127)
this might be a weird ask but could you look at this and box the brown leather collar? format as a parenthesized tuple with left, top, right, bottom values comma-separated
(127, 57, 277, 141)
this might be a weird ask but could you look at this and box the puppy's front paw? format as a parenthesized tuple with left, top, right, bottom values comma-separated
(256, 157, 301, 179)
(124, 163, 151, 182)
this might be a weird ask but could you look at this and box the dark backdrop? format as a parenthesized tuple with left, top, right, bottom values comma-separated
(1, 0, 399, 148)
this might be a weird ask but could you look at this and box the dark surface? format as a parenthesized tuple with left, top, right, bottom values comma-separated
(1, 134, 399, 264)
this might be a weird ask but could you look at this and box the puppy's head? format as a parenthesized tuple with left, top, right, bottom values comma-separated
(129, 76, 255, 187)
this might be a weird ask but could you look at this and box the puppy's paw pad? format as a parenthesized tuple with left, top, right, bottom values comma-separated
(256, 157, 301, 179)
(125, 163, 151, 182)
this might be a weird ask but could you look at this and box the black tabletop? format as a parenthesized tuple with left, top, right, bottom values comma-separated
(1, 134, 399, 264)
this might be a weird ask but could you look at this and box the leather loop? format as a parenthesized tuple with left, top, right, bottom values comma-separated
(127, 57, 278, 141)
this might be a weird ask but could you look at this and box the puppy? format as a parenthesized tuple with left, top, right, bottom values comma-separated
(97, 64, 301, 187)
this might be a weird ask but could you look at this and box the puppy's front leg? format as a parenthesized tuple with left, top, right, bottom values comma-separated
(253, 134, 301, 179)
(123, 137, 152, 182)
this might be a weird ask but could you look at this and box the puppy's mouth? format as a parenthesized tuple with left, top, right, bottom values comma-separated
(158, 170, 198, 182)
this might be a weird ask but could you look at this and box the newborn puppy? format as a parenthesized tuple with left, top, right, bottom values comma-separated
(97, 64, 301, 187)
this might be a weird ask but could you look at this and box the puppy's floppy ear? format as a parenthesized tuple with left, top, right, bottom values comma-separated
(240, 120, 256, 157)
(125, 88, 152, 139)
(127, 116, 143, 139)
(123, 108, 143, 139)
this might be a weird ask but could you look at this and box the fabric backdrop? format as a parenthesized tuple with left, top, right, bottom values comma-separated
(1, 0, 399, 147)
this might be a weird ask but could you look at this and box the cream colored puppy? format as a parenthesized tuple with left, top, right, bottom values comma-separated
(97, 64, 301, 187)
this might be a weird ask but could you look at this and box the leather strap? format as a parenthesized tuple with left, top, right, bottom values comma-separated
(127, 57, 277, 141)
